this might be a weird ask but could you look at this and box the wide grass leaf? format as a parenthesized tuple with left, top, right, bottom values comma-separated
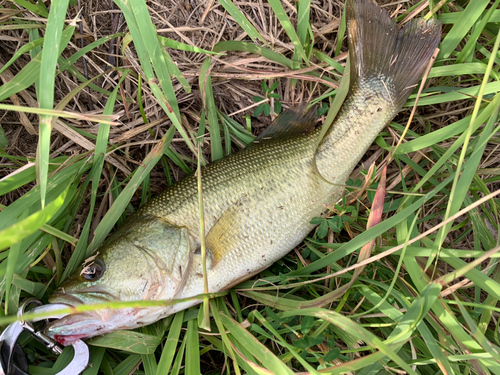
(437, 0, 490, 60)
(87, 331, 161, 354)
(37, 0, 72, 208)
(200, 57, 223, 161)
(217, 0, 266, 43)
(0, 186, 69, 251)
(156, 311, 184, 374)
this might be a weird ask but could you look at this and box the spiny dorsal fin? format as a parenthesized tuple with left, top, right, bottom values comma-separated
(256, 103, 318, 141)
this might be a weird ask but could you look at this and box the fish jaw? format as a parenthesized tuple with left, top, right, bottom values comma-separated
(45, 271, 170, 341)
(46, 280, 122, 341)
(45, 289, 123, 341)
(47, 289, 170, 341)
(45, 305, 156, 342)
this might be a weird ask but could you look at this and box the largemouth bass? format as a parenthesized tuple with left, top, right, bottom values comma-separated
(46, 0, 441, 342)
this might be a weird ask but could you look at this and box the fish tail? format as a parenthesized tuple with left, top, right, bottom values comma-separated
(346, 0, 441, 108)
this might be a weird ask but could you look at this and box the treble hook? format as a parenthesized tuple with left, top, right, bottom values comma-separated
(0, 299, 89, 375)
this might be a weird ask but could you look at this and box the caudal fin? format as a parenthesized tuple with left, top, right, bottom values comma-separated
(346, 0, 441, 108)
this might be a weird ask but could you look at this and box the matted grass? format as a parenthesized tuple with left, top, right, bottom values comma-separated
(0, 0, 499, 374)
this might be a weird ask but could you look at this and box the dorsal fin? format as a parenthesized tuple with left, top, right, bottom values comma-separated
(256, 103, 318, 141)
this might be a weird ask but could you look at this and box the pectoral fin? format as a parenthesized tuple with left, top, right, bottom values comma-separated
(205, 195, 251, 266)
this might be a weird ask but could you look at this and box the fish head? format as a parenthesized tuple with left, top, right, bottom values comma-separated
(45, 216, 192, 342)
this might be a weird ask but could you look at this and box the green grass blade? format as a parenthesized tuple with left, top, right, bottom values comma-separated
(268, 0, 308, 64)
(185, 316, 201, 375)
(0, 39, 44, 75)
(213, 41, 293, 68)
(11, 0, 48, 16)
(290, 175, 453, 276)
(169, 333, 187, 375)
(113, 0, 195, 154)
(61, 74, 128, 280)
(335, 4, 347, 56)
(111, 354, 141, 375)
(0, 161, 85, 235)
(296, 0, 311, 49)
(58, 33, 126, 72)
(200, 57, 223, 161)
(417, 322, 455, 375)
(457, 301, 500, 363)
(209, 300, 241, 375)
(0, 51, 40, 100)
(456, 0, 500, 63)
(87, 331, 161, 354)
(220, 313, 295, 375)
(396, 94, 499, 154)
(3, 210, 28, 314)
(0, 186, 69, 251)
(0, 126, 7, 148)
(156, 311, 184, 374)
(82, 347, 105, 375)
(428, 62, 490, 78)
(405, 254, 485, 357)
(37, 0, 72, 208)
(292, 0, 311, 79)
(217, 0, 266, 43)
(40, 224, 77, 245)
(280, 308, 420, 375)
(437, 0, 490, 60)
(426, 29, 500, 270)
(163, 49, 191, 93)
(313, 50, 344, 74)
(405, 81, 500, 107)
(438, 9, 500, 24)
(219, 111, 256, 146)
(129, 0, 181, 115)
(0, 164, 36, 197)
(158, 36, 222, 55)
(252, 310, 319, 374)
(0, 26, 74, 102)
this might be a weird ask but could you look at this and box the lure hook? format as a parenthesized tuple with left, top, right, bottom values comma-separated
(0, 299, 89, 375)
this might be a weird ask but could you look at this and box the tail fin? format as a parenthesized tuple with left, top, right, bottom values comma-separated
(346, 0, 441, 108)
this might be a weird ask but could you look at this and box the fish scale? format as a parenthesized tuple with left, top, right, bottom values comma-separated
(46, 0, 441, 341)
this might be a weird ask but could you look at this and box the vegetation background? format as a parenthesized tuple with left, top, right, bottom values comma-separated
(0, 0, 499, 373)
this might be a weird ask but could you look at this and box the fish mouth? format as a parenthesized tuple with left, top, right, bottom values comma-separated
(44, 300, 117, 343)
(45, 289, 120, 342)
(44, 304, 161, 343)
(44, 310, 104, 343)
(45, 289, 168, 342)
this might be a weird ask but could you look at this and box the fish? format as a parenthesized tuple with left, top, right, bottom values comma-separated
(45, 0, 441, 343)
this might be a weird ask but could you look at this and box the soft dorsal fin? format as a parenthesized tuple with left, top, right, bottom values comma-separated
(256, 103, 318, 141)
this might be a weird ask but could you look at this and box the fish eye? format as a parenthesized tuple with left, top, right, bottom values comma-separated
(80, 259, 105, 281)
